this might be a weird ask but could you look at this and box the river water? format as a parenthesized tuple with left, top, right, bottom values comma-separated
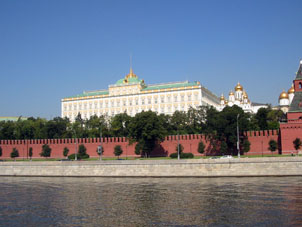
(0, 177, 302, 226)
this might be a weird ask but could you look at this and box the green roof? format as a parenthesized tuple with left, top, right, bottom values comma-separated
(143, 81, 199, 91)
(65, 90, 109, 99)
(289, 92, 302, 112)
(115, 77, 143, 85)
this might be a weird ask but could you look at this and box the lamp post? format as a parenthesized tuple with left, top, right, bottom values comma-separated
(99, 127, 102, 161)
(237, 114, 240, 158)
(177, 131, 180, 160)
(74, 130, 77, 161)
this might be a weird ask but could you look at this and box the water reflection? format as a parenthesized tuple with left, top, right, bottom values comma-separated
(0, 177, 302, 226)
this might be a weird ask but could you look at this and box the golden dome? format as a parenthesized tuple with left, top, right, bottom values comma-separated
(235, 82, 243, 91)
(243, 94, 248, 99)
(279, 90, 289, 100)
(288, 84, 295, 94)
(229, 90, 234, 96)
(220, 94, 225, 101)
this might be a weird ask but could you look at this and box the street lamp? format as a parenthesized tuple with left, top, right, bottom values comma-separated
(237, 114, 240, 158)
(177, 131, 180, 160)
(74, 130, 77, 161)
(99, 127, 103, 161)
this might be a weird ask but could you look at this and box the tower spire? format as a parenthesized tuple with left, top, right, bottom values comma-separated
(130, 53, 133, 75)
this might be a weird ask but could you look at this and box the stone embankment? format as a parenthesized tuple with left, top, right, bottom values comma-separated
(0, 157, 302, 177)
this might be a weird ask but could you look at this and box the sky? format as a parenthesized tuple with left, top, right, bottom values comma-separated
(0, 0, 302, 119)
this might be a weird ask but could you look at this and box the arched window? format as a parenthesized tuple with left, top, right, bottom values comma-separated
(299, 82, 302, 89)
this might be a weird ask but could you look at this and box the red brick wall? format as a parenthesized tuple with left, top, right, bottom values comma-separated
(244, 130, 280, 156)
(280, 123, 302, 154)
(1, 129, 300, 160)
(0, 135, 217, 159)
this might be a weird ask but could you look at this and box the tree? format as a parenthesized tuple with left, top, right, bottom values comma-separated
(175, 144, 184, 153)
(293, 138, 302, 156)
(268, 140, 278, 156)
(135, 143, 141, 155)
(242, 139, 251, 154)
(11, 148, 19, 161)
(40, 144, 51, 158)
(114, 145, 123, 159)
(220, 141, 228, 155)
(63, 147, 69, 158)
(29, 147, 33, 160)
(0, 146, 2, 158)
(198, 141, 205, 154)
(78, 144, 89, 159)
(128, 111, 167, 157)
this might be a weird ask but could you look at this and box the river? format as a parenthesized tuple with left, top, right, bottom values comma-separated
(0, 177, 302, 226)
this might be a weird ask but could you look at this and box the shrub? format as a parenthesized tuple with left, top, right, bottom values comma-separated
(242, 139, 251, 154)
(135, 143, 141, 155)
(114, 145, 123, 158)
(11, 148, 19, 160)
(175, 144, 184, 153)
(198, 141, 205, 154)
(29, 147, 33, 159)
(268, 139, 278, 155)
(68, 153, 89, 160)
(63, 147, 69, 157)
(220, 141, 228, 155)
(170, 152, 194, 159)
(293, 138, 302, 155)
(40, 144, 51, 158)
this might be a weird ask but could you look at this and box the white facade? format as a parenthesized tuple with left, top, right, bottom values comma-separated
(61, 69, 220, 122)
(218, 82, 268, 113)
(278, 84, 295, 113)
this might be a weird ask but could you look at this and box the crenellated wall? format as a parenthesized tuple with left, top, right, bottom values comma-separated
(0, 135, 217, 159)
(244, 130, 280, 156)
(0, 128, 299, 160)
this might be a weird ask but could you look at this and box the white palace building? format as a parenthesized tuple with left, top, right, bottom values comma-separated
(61, 68, 220, 121)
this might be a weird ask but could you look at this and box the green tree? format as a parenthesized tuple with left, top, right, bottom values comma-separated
(268, 139, 278, 156)
(128, 111, 167, 157)
(40, 144, 51, 158)
(175, 143, 184, 153)
(110, 113, 132, 137)
(198, 141, 205, 154)
(29, 147, 33, 160)
(242, 139, 251, 154)
(11, 148, 19, 161)
(135, 143, 141, 155)
(255, 108, 269, 130)
(63, 147, 69, 158)
(293, 138, 302, 156)
(220, 141, 228, 155)
(78, 144, 89, 159)
(114, 145, 123, 159)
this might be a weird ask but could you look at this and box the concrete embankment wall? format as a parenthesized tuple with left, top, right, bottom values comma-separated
(1, 157, 302, 177)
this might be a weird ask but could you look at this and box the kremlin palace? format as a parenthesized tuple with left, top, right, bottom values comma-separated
(61, 61, 302, 121)
(61, 68, 220, 121)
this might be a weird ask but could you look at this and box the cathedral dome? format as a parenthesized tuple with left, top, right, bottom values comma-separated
(288, 84, 295, 94)
(229, 90, 234, 96)
(220, 94, 225, 100)
(235, 82, 243, 91)
(279, 90, 289, 100)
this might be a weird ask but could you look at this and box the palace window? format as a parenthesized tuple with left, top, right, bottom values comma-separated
(148, 99, 151, 104)
(174, 96, 178, 102)
(142, 99, 145, 105)
(188, 95, 191, 101)
(136, 99, 138, 105)
(154, 98, 158, 104)
(181, 95, 184, 102)
(161, 97, 164, 103)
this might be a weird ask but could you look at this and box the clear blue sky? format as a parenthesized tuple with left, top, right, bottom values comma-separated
(1, 0, 301, 119)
